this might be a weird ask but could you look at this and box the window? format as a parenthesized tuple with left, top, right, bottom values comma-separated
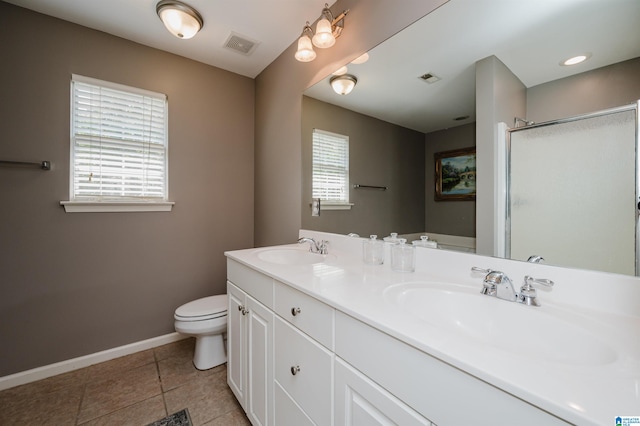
(312, 129, 351, 209)
(62, 75, 172, 212)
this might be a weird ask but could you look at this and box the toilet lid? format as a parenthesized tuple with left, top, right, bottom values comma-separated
(175, 294, 227, 320)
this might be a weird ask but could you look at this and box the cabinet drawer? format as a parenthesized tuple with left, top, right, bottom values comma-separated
(227, 259, 273, 308)
(274, 317, 333, 426)
(274, 280, 334, 349)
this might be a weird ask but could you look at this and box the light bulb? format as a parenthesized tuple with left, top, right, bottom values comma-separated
(313, 17, 335, 48)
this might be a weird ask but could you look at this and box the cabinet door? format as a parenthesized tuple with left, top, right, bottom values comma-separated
(335, 357, 431, 426)
(246, 295, 274, 426)
(227, 281, 247, 409)
(274, 382, 314, 426)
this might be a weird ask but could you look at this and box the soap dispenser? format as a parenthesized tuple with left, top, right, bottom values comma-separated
(363, 235, 384, 265)
(391, 238, 415, 272)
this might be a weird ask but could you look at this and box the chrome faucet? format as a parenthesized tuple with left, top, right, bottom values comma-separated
(471, 267, 554, 306)
(471, 267, 517, 302)
(297, 237, 329, 254)
(517, 276, 554, 306)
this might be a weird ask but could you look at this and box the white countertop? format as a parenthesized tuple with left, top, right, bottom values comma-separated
(225, 231, 640, 425)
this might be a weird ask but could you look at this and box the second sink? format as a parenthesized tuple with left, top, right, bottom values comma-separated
(383, 281, 617, 366)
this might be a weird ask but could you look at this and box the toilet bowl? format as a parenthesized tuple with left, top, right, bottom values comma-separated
(174, 294, 228, 370)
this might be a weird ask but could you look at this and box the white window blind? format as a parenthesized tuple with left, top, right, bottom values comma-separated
(70, 75, 168, 201)
(312, 129, 349, 204)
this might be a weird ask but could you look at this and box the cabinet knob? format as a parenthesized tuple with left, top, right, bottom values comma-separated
(290, 365, 300, 375)
(238, 305, 248, 315)
(291, 307, 301, 316)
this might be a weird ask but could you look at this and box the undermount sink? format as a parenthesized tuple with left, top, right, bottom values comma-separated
(256, 248, 334, 265)
(384, 282, 617, 366)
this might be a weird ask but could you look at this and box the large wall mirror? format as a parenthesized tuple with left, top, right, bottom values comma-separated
(301, 0, 640, 275)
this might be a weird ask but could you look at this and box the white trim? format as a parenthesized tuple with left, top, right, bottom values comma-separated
(60, 201, 175, 213)
(71, 74, 166, 100)
(0, 332, 188, 391)
(320, 202, 354, 211)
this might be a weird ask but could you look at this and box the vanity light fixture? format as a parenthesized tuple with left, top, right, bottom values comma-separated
(560, 53, 591, 66)
(330, 74, 357, 95)
(295, 3, 349, 62)
(294, 22, 317, 62)
(332, 66, 348, 76)
(156, 0, 203, 40)
(351, 52, 369, 65)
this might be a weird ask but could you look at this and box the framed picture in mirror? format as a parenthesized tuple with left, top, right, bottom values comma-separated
(435, 147, 476, 201)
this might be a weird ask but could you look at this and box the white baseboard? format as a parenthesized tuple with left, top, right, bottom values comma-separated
(0, 332, 189, 391)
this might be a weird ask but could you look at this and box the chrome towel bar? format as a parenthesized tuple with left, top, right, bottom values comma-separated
(0, 160, 51, 170)
(353, 184, 387, 190)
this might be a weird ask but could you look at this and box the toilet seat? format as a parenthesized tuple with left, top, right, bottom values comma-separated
(174, 295, 228, 322)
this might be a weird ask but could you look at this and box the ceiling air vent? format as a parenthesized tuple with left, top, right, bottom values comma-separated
(419, 73, 441, 84)
(224, 32, 259, 56)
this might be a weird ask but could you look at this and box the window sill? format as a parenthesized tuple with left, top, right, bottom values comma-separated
(60, 201, 175, 213)
(320, 202, 354, 211)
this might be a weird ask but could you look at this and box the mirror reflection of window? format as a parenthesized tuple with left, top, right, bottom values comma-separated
(312, 129, 349, 207)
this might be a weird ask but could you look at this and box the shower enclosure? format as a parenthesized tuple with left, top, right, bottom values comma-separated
(505, 102, 639, 275)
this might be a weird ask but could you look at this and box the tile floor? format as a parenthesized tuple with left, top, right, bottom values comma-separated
(0, 338, 251, 426)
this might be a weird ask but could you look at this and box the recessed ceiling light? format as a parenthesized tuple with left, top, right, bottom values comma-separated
(560, 53, 591, 66)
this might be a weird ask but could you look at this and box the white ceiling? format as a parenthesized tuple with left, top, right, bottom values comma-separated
(5, 0, 335, 78)
(305, 0, 640, 134)
(8, 0, 639, 134)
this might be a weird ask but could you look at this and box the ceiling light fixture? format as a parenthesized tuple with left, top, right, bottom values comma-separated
(330, 74, 357, 95)
(295, 4, 349, 62)
(156, 0, 203, 40)
(560, 53, 591, 66)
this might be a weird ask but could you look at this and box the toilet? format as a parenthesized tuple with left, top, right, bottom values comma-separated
(174, 294, 228, 370)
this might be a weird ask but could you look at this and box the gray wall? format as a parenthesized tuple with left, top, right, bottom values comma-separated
(425, 123, 476, 237)
(0, 3, 254, 376)
(301, 96, 425, 238)
(475, 56, 526, 256)
(527, 57, 640, 123)
(254, 0, 449, 247)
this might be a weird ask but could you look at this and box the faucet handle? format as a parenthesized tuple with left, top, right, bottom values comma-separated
(517, 275, 554, 307)
(471, 266, 493, 275)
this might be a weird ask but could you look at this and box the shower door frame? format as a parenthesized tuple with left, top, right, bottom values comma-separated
(504, 101, 640, 276)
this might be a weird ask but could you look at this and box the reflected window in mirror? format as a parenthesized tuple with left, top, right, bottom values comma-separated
(312, 129, 351, 210)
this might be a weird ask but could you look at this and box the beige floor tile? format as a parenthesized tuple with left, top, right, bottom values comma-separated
(84, 349, 156, 383)
(158, 356, 225, 392)
(202, 407, 251, 426)
(0, 368, 87, 404)
(154, 338, 195, 362)
(80, 394, 167, 426)
(164, 370, 238, 426)
(2, 384, 84, 425)
(77, 362, 162, 424)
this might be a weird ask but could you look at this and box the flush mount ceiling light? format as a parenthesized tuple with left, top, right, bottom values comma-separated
(156, 0, 203, 39)
(330, 74, 357, 95)
(295, 3, 349, 62)
(560, 53, 591, 66)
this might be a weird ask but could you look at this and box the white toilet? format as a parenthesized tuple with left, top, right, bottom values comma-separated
(174, 294, 228, 370)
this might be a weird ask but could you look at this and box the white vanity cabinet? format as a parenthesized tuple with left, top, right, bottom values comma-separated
(334, 357, 432, 426)
(273, 281, 334, 425)
(227, 261, 274, 426)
